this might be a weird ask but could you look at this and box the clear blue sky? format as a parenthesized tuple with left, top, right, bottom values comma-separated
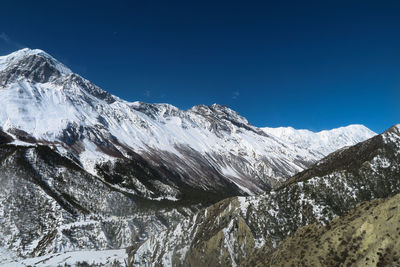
(0, 0, 398, 133)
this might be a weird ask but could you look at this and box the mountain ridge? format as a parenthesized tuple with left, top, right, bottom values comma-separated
(0, 48, 376, 196)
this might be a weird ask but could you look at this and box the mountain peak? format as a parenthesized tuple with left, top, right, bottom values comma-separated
(382, 124, 400, 144)
(1, 48, 46, 59)
(0, 48, 72, 85)
(189, 103, 249, 125)
(382, 124, 400, 134)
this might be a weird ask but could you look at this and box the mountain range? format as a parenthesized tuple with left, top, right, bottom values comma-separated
(129, 124, 400, 266)
(0, 48, 390, 266)
(0, 49, 376, 196)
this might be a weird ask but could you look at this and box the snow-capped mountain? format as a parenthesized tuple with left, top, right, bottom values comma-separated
(0, 48, 376, 197)
(0, 48, 378, 265)
(262, 124, 375, 158)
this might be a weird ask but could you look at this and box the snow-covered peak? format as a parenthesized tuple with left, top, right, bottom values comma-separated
(0, 48, 72, 84)
(263, 124, 373, 137)
(2, 48, 47, 58)
(263, 124, 376, 156)
(0, 48, 44, 63)
(189, 104, 250, 127)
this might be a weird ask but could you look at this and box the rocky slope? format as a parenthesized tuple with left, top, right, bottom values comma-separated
(129, 124, 400, 266)
(257, 192, 400, 266)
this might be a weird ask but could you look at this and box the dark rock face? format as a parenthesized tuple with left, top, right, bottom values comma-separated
(131, 102, 183, 120)
(58, 122, 85, 146)
(189, 104, 268, 137)
(7, 128, 37, 143)
(61, 74, 116, 104)
(0, 54, 63, 85)
(0, 130, 13, 144)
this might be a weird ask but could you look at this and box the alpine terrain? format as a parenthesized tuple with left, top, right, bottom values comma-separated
(129, 124, 400, 266)
(0, 48, 379, 266)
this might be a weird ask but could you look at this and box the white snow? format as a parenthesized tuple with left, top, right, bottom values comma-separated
(237, 196, 250, 215)
(14, 249, 126, 267)
(0, 247, 21, 266)
(370, 155, 392, 171)
(263, 124, 376, 158)
(222, 220, 238, 267)
(221, 165, 239, 177)
(0, 246, 127, 266)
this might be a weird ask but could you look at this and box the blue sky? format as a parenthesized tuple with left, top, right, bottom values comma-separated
(0, 0, 398, 133)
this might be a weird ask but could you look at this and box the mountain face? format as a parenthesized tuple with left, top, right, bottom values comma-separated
(0, 49, 375, 197)
(129, 124, 400, 266)
(0, 48, 377, 265)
